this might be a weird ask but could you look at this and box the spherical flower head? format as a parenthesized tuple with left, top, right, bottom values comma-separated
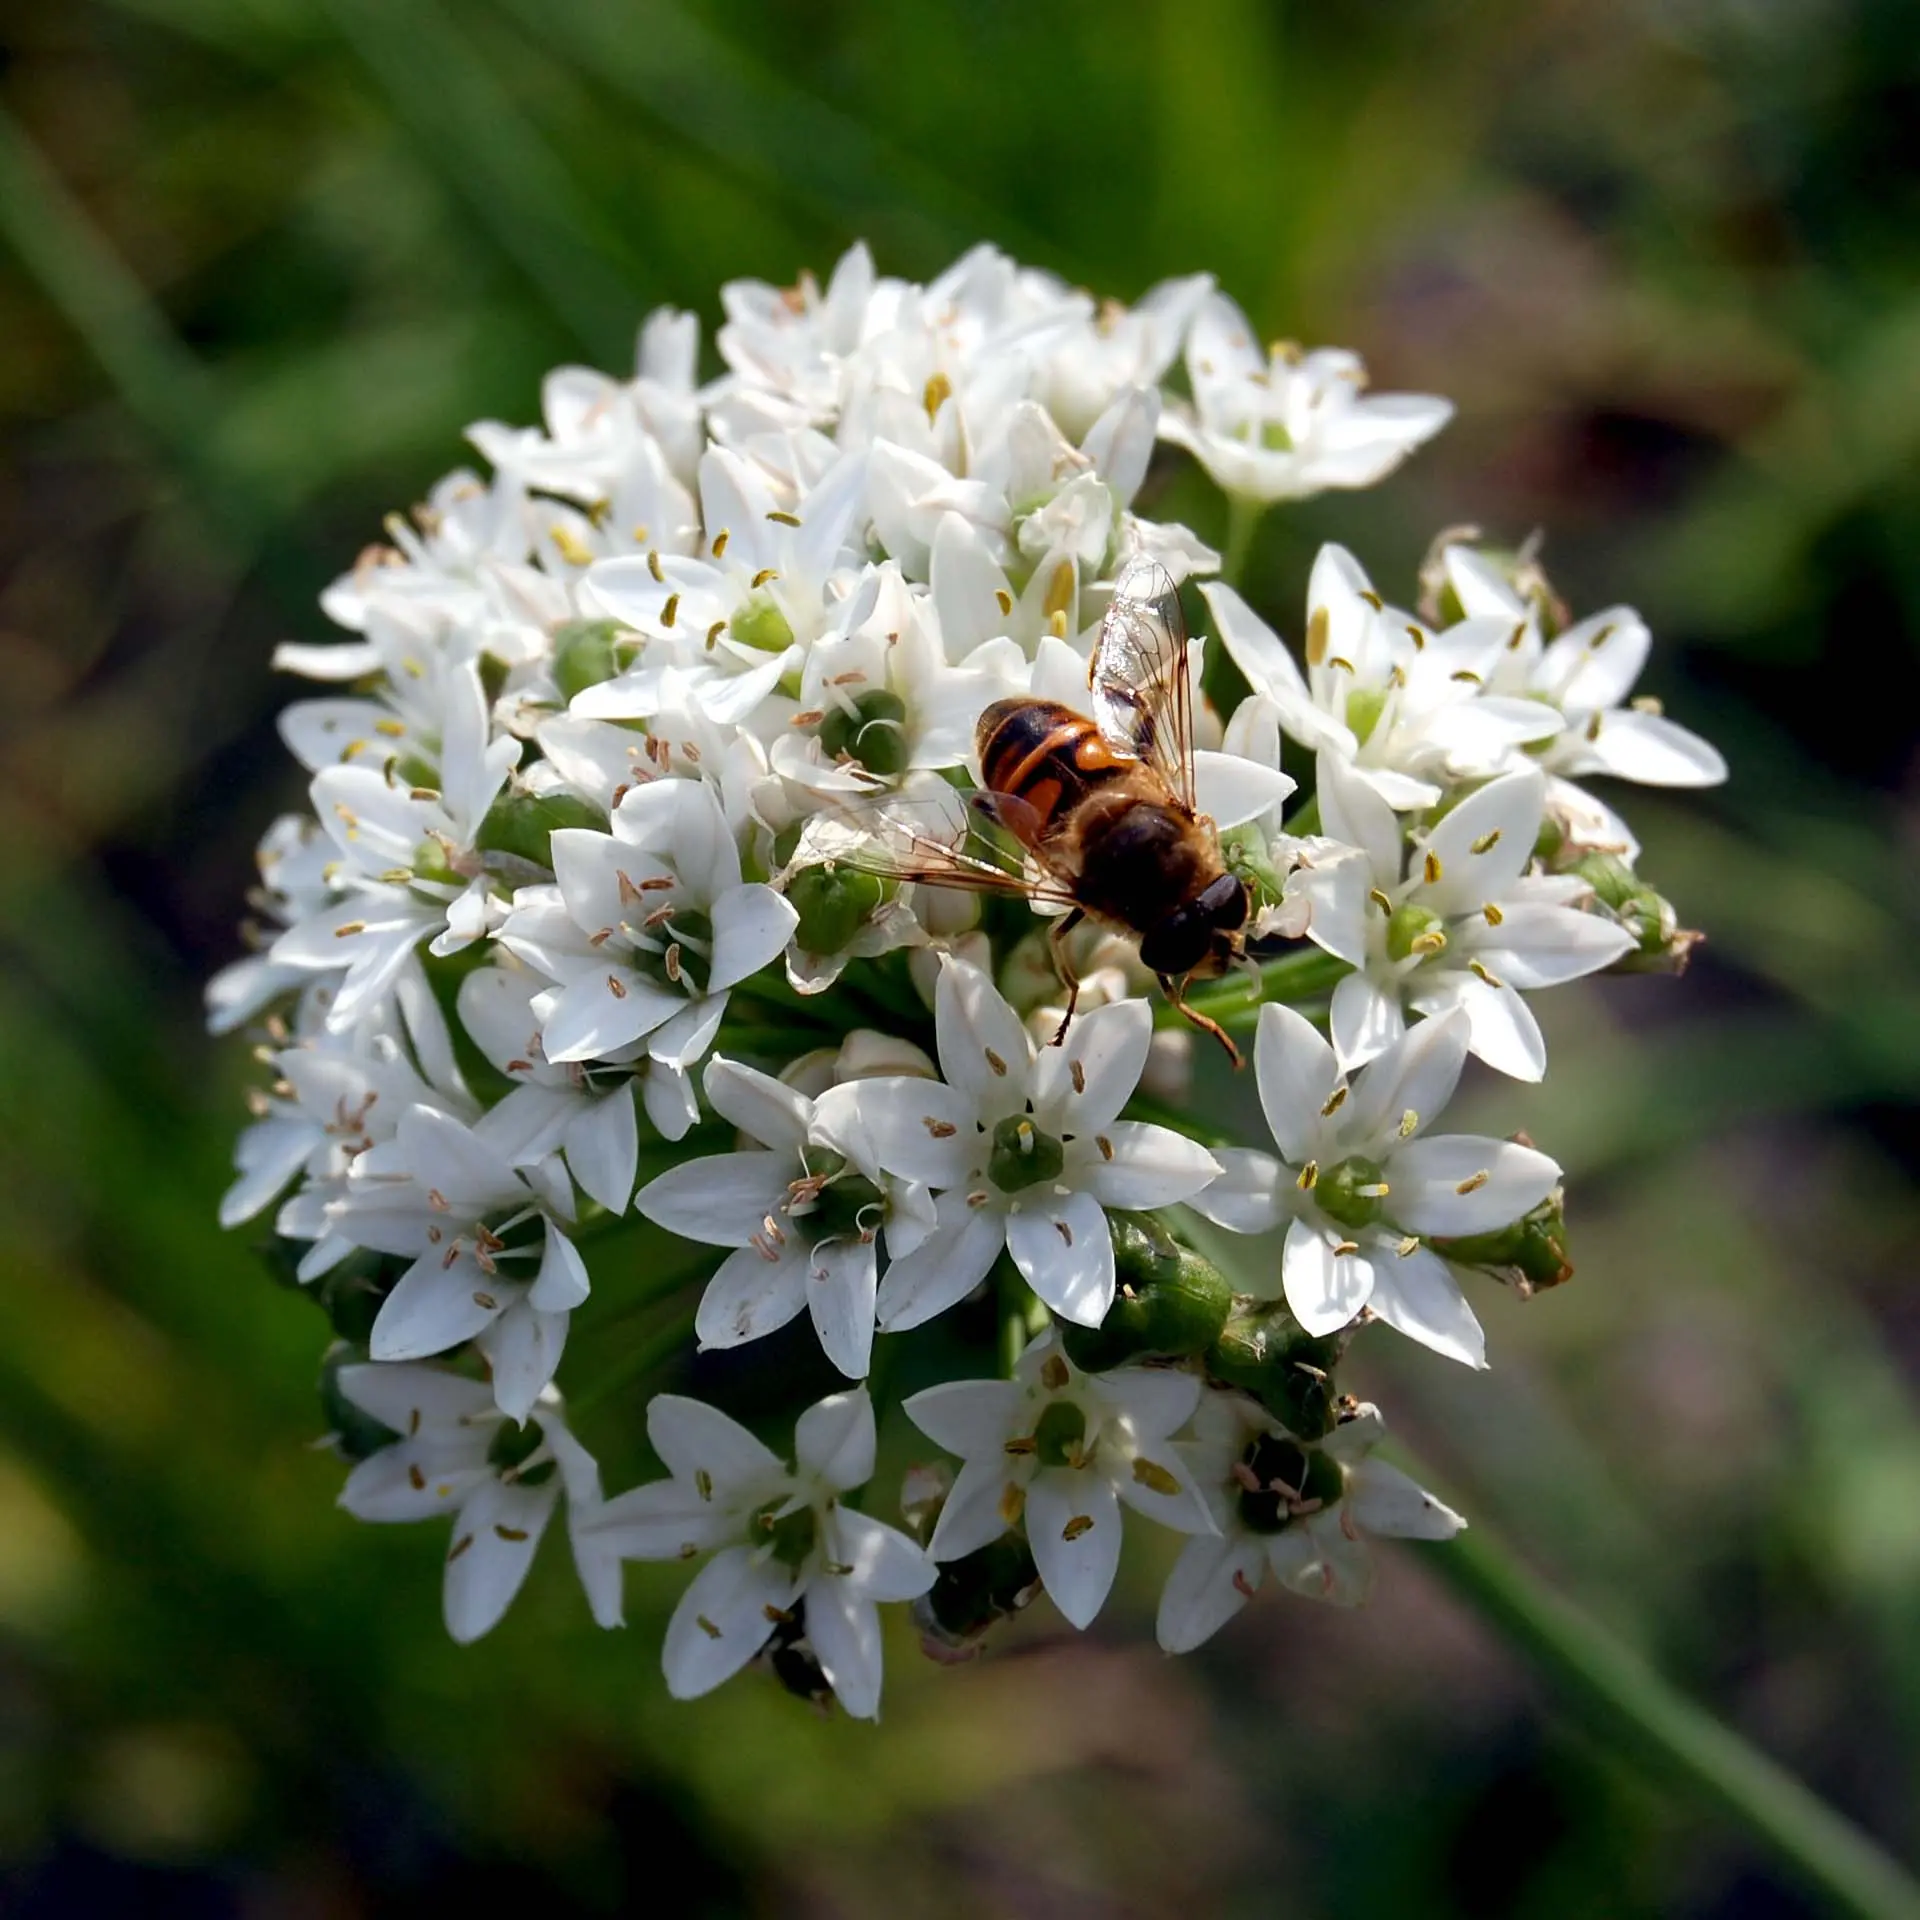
(581, 1387, 934, 1718)
(905, 1330, 1215, 1630)
(843, 957, 1222, 1330)
(1189, 1003, 1561, 1368)
(1156, 1390, 1463, 1651)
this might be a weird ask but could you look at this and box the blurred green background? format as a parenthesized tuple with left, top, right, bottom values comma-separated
(2, 0, 1918, 1912)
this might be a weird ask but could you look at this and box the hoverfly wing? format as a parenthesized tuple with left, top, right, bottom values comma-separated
(789, 785, 1078, 909)
(1089, 555, 1198, 812)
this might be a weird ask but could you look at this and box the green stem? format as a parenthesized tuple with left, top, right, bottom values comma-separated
(1159, 947, 1349, 1032)
(995, 1261, 1031, 1377)
(1220, 493, 1267, 593)
(1421, 1515, 1920, 1920)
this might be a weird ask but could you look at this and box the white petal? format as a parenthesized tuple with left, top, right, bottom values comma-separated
(1192, 749, 1296, 829)
(647, 1393, 783, 1490)
(539, 969, 681, 1064)
(1348, 1461, 1466, 1540)
(1413, 974, 1546, 1081)
(806, 1236, 878, 1381)
(926, 1458, 1021, 1562)
(1472, 903, 1635, 988)
(1079, 1122, 1219, 1210)
(1026, 1470, 1121, 1630)
(645, 991, 728, 1072)
(562, 1088, 639, 1213)
(875, 1192, 1005, 1332)
(1102, 1364, 1203, 1443)
(335, 1361, 495, 1433)
(528, 1226, 591, 1312)
(636, 1149, 794, 1247)
(643, 1060, 700, 1140)
(442, 1478, 555, 1643)
(1029, 997, 1149, 1134)
(369, 1254, 504, 1361)
(803, 1578, 884, 1720)
(1385, 1135, 1560, 1236)
(709, 883, 800, 992)
(695, 1241, 811, 1351)
(477, 1303, 568, 1421)
(1316, 749, 1402, 884)
(827, 1507, 937, 1604)
(1417, 767, 1543, 916)
(829, 1078, 976, 1188)
(1156, 1532, 1264, 1653)
(703, 1054, 811, 1151)
(1572, 709, 1727, 787)
(934, 958, 1032, 1118)
(582, 1477, 742, 1561)
(661, 1546, 792, 1699)
(1343, 1007, 1469, 1153)
(339, 1446, 488, 1523)
(1281, 1218, 1373, 1337)
(1114, 1441, 1215, 1534)
(795, 1388, 876, 1491)
(903, 1378, 1022, 1458)
(1365, 1242, 1486, 1368)
(1254, 1003, 1342, 1162)
(1007, 1190, 1114, 1327)
(1329, 970, 1407, 1071)
(1182, 1146, 1287, 1234)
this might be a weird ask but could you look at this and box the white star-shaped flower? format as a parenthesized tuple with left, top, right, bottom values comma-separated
(844, 958, 1222, 1330)
(1160, 293, 1452, 503)
(1156, 1390, 1463, 1650)
(334, 1364, 620, 1644)
(583, 1387, 934, 1718)
(904, 1330, 1214, 1630)
(1188, 1003, 1560, 1367)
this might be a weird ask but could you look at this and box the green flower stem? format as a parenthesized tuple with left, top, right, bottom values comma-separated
(1420, 1514, 1920, 1920)
(1220, 493, 1267, 593)
(1161, 947, 1349, 1032)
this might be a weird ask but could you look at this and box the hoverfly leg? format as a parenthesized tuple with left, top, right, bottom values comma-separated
(1162, 976, 1244, 1070)
(1046, 909, 1085, 1047)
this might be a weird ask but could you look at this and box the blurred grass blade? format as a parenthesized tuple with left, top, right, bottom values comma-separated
(0, 107, 258, 535)
(494, 0, 1070, 277)
(1427, 1518, 1920, 1920)
(317, 0, 645, 357)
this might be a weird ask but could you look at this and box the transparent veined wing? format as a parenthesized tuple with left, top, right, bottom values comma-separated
(1088, 555, 1197, 811)
(787, 779, 1080, 911)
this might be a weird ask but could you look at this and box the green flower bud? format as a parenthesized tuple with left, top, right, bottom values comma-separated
(1220, 823, 1286, 913)
(477, 650, 511, 705)
(1314, 1155, 1388, 1232)
(263, 1241, 393, 1345)
(319, 1343, 401, 1462)
(987, 1116, 1065, 1194)
(1060, 1214, 1232, 1371)
(474, 789, 610, 869)
(1433, 1183, 1573, 1298)
(1207, 1297, 1350, 1438)
(551, 618, 633, 700)
(731, 594, 795, 654)
(916, 1532, 1042, 1652)
(1234, 1431, 1346, 1535)
(1386, 902, 1447, 963)
(411, 836, 464, 886)
(787, 861, 887, 957)
(818, 690, 911, 777)
(1566, 854, 1701, 975)
(392, 751, 440, 792)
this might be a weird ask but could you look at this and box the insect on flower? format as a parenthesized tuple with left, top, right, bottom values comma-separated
(802, 557, 1261, 1063)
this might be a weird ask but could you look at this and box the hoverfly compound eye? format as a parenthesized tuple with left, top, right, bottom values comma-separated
(1197, 872, 1248, 931)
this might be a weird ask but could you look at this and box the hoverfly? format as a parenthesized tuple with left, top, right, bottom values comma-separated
(805, 557, 1253, 1064)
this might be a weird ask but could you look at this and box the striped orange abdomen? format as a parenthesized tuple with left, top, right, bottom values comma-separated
(975, 699, 1130, 844)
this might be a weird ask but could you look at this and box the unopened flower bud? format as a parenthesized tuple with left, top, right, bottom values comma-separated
(818, 690, 911, 777)
(914, 1532, 1042, 1661)
(319, 1342, 400, 1461)
(549, 618, 633, 700)
(786, 861, 889, 959)
(1566, 854, 1701, 975)
(474, 788, 611, 870)
(1206, 1297, 1350, 1438)
(1059, 1213, 1232, 1371)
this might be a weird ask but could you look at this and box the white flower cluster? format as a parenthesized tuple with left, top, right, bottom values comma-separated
(212, 242, 1722, 1715)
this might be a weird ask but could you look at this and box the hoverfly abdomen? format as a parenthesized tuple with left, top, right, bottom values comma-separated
(976, 697, 1131, 844)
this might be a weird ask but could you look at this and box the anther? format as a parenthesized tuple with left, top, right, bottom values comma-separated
(1297, 1160, 1319, 1190)
(750, 567, 779, 588)
(765, 510, 802, 527)
(710, 528, 731, 558)
(1423, 850, 1443, 885)
(1454, 1169, 1490, 1195)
